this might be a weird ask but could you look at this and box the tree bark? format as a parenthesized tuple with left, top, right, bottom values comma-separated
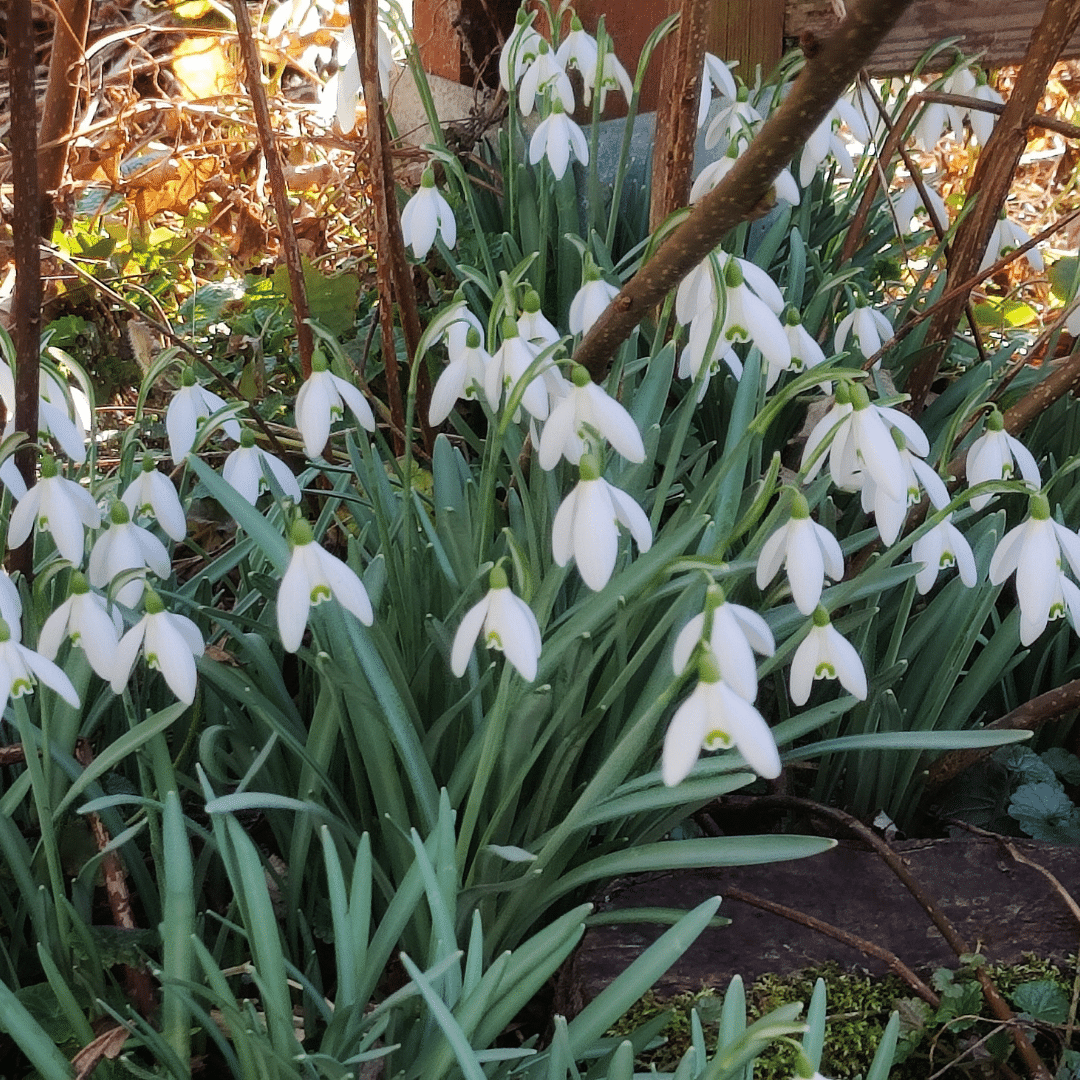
(906, 0, 1080, 415)
(573, 0, 916, 379)
(38, 0, 92, 235)
(649, 0, 710, 232)
(10, 0, 42, 583)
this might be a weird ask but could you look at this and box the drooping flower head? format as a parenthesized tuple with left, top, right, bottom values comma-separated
(789, 606, 868, 706)
(662, 651, 781, 787)
(166, 366, 241, 462)
(537, 364, 644, 470)
(121, 453, 187, 542)
(278, 517, 374, 653)
(222, 428, 303, 505)
(0, 617, 80, 717)
(88, 500, 171, 608)
(111, 588, 205, 705)
(966, 407, 1041, 511)
(401, 167, 457, 260)
(295, 349, 376, 459)
(38, 571, 123, 681)
(7, 454, 101, 566)
(551, 454, 652, 591)
(450, 564, 542, 681)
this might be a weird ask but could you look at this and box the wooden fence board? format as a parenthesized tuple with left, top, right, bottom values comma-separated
(788, 0, 1080, 72)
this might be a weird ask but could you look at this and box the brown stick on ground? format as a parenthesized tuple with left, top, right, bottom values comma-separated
(38, 0, 92, 236)
(73, 740, 156, 1017)
(924, 677, 1080, 794)
(572, 0, 915, 380)
(906, 0, 1080, 416)
(722, 884, 941, 1006)
(230, 0, 315, 379)
(753, 796, 1054, 1080)
(649, 0, 710, 233)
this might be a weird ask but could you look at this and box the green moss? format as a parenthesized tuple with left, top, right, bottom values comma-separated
(605, 956, 1079, 1079)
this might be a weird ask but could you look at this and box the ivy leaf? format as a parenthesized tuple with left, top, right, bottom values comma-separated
(1010, 980, 1069, 1025)
(1008, 782, 1080, 843)
(1041, 748, 1080, 786)
(997, 746, 1057, 786)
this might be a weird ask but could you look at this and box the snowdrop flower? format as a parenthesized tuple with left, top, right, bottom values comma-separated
(450, 565, 541, 681)
(675, 251, 784, 327)
(980, 213, 1043, 273)
(834, 298, 893, 361)
(517, 291, 561, 349)
(7, 455, 101, 565)
(121, 454, 187, 542)
(989, 493, 1080, 646)
(757, 491, 845, 615)
(552, 455, 652, 591)
(0, 570, 21, 629)
(0, 618, 80, 715)
(912, 515, 977, 594)
(569, 274, 619, 337)
(486, 318, 550, 421)
(704, 86, 762, 150)
(499, 8, 543, 93)
(798, 96, 870, 186)
(295, 350, 376, 459)
(802, 382, 929, 503)
(528, 99, 589, 180)
(538, 364, 644, 469)
(278, 517, 373, 653)
(88, 501, 171, 608)
(430, 327, 492, 425)
(859, 427, 950, 545)
(697, 53, 739, 129)
(691, 144, 799, 206)
(790, 606, 868, 705)
(680, 258, 791, 393)
(555, 17, 631, 109)
(401, 168, 456, 259)
(966, 409, 1041, 510)
(662, 652, 781, 786)
(323, 23, 393, 132)
(678, 331, 741, 402)
(167, 367, 241, 461)
(966, 76, 1004, 145)
(672, 584, 774, 702)
(38, 572, 123, 681)
(0, 365, 87, 463)
(772, 306, 828, 391)
(110, 589, 204, 704)
(222, 429, 303, 504)
(890, 177, 949, 235)
(518, 39, 574, 116)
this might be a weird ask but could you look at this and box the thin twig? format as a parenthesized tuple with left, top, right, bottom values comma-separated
(572, 0, 917, 379)
(908, 0, 1080, 415)
(926, 681, 1080, 793)
(721, 884, 941, 1006)
(230, 0, 315, 378)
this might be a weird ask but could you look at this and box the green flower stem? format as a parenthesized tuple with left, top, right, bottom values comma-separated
(490, 676, 680, 943)
(455, 666, 513, 868)
(605, 13, 679, 251)
(13, 698, 72, 956)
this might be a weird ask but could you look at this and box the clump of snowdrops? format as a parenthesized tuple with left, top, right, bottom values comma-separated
(0, 0, 1074, 1075)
